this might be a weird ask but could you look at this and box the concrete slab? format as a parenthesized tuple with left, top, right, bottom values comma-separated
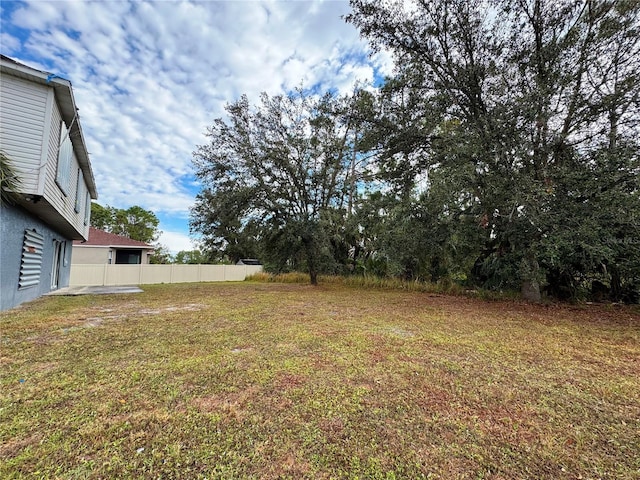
(46, 286, 144, 296)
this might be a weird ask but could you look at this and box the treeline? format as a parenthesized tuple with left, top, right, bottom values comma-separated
(190, 0, 639, 302)
(91, 203, 212, 265)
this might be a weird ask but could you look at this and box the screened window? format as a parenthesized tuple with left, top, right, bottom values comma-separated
(56, 121, 73, 195)
(19, 229, 44, 289)
(75, 168, 84, 213)
(115, 250, 142, 264)
(84, 192, 91, 226)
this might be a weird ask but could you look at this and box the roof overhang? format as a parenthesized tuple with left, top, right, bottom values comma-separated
(0, 54, 98, 199)
(74, 244, 155, 250)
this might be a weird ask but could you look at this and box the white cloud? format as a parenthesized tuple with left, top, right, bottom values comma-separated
(159, 230, 196, 254)
(10, 1, 60, 29)
(0, 32, 21, 51)
(4, 0, 393, 241)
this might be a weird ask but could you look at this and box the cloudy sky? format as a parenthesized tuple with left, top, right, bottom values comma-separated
(1, 0, 393, 252)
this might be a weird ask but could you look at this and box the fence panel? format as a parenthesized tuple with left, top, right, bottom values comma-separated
(170, 264, 200, 283)
(69, 264, 106, 286)
(198, 265, 226, 282)
(105, 265, 142, 286)
(69, 264, 262, 287)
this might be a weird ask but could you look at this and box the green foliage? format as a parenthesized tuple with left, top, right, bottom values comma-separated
(111, 205, 161, 243)
(346, 0, 640, 302)
(191, 89, 370, 285)
(174, 249, 210, 264)
(248, 271, 468, 296)
(90, 203, 161, 244)
(149, 243, 173, 264)
(89, 202, 112, 230)
(0, 151, 21, 206)
(190, 0, 639, 302)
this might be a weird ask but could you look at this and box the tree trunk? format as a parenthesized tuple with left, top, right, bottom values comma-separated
(309, 268, 318, 286)
(302, 233, 319, 286)
(609, 107, 618, 151)
(610, 264, 621, 301)
(521, 279, 542, 303)
(347, 126, 358, 217)
(521, 254, 542, 303)
(307, 247, 319, 286)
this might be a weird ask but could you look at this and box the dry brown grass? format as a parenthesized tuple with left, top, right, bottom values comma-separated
(1, 281, 638, 479)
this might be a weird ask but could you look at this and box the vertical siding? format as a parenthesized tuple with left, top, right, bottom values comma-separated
(43, 101, 62, 203)
(0, 74, 48, 194)
(42, 98, 90, 238)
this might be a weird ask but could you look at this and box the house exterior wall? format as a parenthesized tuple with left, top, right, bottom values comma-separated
(0, 73, 49, 195)
(71, 246, 110, 264)
(0, 204, 72, 311)
(0, 67, 93, 241)
(71, 246, 152, 265)
(42, 100, 91, 240)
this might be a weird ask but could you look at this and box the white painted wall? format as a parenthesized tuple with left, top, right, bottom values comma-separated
(43, 98, 91, 239)
(0, 74, 48, 194)
(1, 71, 92, 240)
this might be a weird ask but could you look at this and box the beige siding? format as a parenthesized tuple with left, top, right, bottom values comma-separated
(0, 74, 49, 194)
(71, 246, 153, 265)
(69, 264, 263, 286)
(71, 246, 110, 264)
(42, 99, 90, 238)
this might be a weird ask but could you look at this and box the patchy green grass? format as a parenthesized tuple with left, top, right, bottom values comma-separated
(1, 282, 638, 479)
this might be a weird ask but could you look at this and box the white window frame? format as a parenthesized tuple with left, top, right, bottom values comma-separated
(84, 192, 91, 226)
(75, 168, 83, 213)
(56, 121, 73, 195)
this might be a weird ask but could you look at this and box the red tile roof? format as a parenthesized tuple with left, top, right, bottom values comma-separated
(73, 227, 152, 248)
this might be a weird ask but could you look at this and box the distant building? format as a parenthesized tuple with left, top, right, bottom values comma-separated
(72, 227, 154, 265)
(236, 258, 262, 266)
(1, 55, 97, 311)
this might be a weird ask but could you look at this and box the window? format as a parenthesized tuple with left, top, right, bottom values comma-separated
(75, 168, 84, 213)
(84, 191, 91, 226)
(56, 121, 73, 195)
(19, 229, 44, 289)
(116, 250, 142, 264)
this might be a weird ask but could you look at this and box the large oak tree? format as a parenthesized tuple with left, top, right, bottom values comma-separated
(347, 0, 640, 300)
(191, 89, 364, 284)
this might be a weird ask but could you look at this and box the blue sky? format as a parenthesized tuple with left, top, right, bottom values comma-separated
(1, 0, 393, 252)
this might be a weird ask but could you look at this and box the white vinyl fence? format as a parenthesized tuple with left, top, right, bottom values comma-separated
(69, 264, 263, 287)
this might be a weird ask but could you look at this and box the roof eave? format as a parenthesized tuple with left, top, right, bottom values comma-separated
(0, 55, 98, 199)
(75, 244, 154, 249)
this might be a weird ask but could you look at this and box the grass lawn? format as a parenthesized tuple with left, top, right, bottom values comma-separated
(1, 282, 639, 479)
